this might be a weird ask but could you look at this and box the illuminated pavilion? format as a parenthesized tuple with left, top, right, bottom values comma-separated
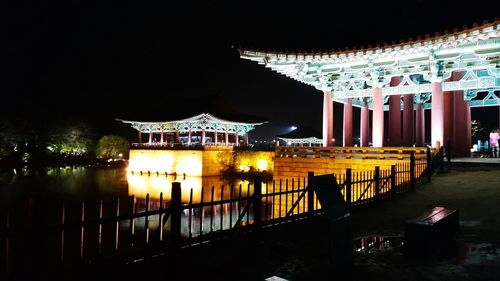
(276, 126, 323, 146)
(117, 113, 266, 147)
(240, 20, 500, 157)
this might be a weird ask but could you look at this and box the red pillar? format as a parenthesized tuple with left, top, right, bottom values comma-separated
(389, 95, 401, 146)
(454, 91, 472, 157)
(389, 77, 401, 146)
(201, 129, 206, 145)
(225, 131, 229, 144)
(138, 131, 142, 144)
(360, 101, 369, 147)
(235, 133, 239, 147)
(444, 89, 454, 153)
(188, 130, 192, 145)
(403, 94, 414, 146)
(244, 133, 249, 146)
(322, 91, 334, 146)
(372, 87, 384, 147)
(214, 130, 218, 144)
(160, 130, 164, 145)
(415, 103, 425, 147)
(431, 82, 444, 148)
(343, 98, 353, 146)
(148, 131, 153, 145)
(175, 130, 179, 143)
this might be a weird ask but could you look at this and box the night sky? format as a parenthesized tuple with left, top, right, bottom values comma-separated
(2, 0, 499, 141)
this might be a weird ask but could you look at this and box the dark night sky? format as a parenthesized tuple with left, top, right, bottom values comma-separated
(1, 0, 499, 141)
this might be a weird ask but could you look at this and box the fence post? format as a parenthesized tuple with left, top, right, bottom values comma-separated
(410, 152, 415, 192)
(170, 182, 182, 253)
(253, 175, 262, 229)
(426, 147, 432, 183)
(390, 165, 396, 199)
(374, 166, 380, 204)
(345, 169, 352, 209)
(307, 172, 315, 218)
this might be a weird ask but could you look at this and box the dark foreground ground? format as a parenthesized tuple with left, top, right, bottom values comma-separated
(58, 165, 500, 281)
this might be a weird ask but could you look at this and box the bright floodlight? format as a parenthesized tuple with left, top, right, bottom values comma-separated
(290, 126, 297, 130)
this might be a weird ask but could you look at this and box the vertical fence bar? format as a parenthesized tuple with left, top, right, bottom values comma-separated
(410, 152, 415, 192)
(285, 179, 288, 217)
(115, 197, 120, 251)
(130, 196, 136, 240)
(60, 203, 65, 265)
(159, 192, 163, 242)
(210, 186, 215, 233)
(291, 178, 295, 216)
(374, 167, 380, 204)
(253, 175, 262, 228)
(220, 185, 224, 231)
(279, 179, 282, 219)
(272, 180, 275, 220)
(302, 178, 307, 214)
(189, 189, 193, 239)
(390, 165, 396, 198)
(170, 182, 182, 253)
(229, 185, 233, 229)
(345, 169, 352, 209)
(426, 147, 432, 182)
(199, 187, 204, 236)
(98, 200, 103, 256)
(307, 172, 314, 218)
(80, 201, 85, 260)
(145, 194, 150, 244)
(237, 184, 242, 227)
(246, 184, 250, 226)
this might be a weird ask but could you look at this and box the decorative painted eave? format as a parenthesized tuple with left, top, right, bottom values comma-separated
(239, 20, 500, 110)
(116, 113, 267, 134)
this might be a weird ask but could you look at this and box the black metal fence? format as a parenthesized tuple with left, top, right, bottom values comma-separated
(0, 147, 446, 278)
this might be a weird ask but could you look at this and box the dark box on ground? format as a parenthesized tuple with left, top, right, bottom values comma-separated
(404, 206, 459, 258)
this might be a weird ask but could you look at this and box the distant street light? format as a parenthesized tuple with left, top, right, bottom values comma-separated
(290, 126, 297, 130)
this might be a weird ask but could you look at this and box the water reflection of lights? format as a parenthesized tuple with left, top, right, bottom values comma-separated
(354, 236, 403, 253)
(127, 173, 203, 202)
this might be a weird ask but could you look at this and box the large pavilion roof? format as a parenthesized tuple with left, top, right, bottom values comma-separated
(117, 112, 266, 135)
(239, 21, 500, 110)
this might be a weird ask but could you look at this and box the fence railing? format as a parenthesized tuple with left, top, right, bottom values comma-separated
(0, 147, 446, 278)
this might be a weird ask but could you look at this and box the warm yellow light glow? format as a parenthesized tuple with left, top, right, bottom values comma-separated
(238, 163, 250, 172)
(128, 150, 203, 176)
(257, 159, 268, 171)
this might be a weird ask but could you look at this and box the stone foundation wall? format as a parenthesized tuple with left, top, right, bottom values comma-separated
(274, 157, 407, 178)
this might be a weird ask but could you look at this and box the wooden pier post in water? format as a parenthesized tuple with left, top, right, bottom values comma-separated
(170, 182, 182, 253)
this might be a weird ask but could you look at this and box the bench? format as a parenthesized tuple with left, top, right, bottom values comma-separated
(404, 206, 459, 257)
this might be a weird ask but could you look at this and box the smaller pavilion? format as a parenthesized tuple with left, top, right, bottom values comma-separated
(117, 113, 266, 147)
(276, 126, 323, 146)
